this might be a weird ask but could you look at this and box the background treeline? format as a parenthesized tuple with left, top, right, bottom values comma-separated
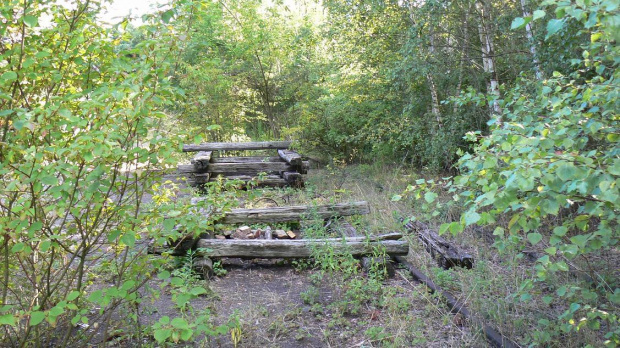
(172, 0, 588, 170)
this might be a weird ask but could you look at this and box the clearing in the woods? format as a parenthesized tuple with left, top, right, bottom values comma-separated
(132, 163, 490, 348)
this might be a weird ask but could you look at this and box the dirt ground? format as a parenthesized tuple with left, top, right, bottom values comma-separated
(101, 166, 491, 347)
(129, 255, 487, 348)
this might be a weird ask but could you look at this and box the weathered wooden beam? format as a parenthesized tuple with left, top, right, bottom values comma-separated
(282, 171, 303, 185)
(277, 149, 302, 166)
(191, 151, 212, 171)
(207, 161, 307, 174)
(210, 156, 284, 163)
(183, 141, 292, 152)
(395, 256, 519, 348)
(195, 237, 408, 258)
(221, 201, 370, 224)
(404, 220, 473, 269)
(177, 164, 197, 173)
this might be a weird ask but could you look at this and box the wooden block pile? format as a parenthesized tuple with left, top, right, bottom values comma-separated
(177, 141, 308, 187)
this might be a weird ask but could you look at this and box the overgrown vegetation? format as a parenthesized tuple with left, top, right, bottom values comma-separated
(396, 1, 619, 346)
(1, 0, 617, 346)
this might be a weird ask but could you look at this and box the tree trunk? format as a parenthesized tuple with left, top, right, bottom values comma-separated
(427, 24, 442, 129)
(520, 0, 542, 80)
(476, 0, 501, 118)
(454, 4, 471, 114)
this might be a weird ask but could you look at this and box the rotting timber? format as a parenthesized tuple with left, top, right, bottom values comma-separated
(173, 141, 307, 187)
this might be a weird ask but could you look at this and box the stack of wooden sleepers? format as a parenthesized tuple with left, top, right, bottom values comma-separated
(177, 141, 308, 188)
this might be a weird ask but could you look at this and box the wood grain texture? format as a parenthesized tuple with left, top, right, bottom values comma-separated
(277, 149, 302, 166)
(195, 237, 408, 258)
(221, 201, 370, 224)
(183, 141, 292, 152)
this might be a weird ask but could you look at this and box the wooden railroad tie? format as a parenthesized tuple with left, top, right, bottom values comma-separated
(173, 141, 307, 188)
(403, 220, 473, 269)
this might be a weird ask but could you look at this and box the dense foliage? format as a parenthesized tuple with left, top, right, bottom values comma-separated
(0, 0, 237, 345)
(399, 0, 619, 345)
(1, 0, 617, 346)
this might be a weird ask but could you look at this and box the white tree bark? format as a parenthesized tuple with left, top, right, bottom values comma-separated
(476, 0, 501, 118)
(520, 0, 542, 80)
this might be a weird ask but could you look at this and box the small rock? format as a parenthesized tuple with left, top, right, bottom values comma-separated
(254, 229, 262, 239)
(223, 230, 233, 237)
(232, 230, 248, 239)
(286, 230, 297, 239)
(215, 235, 226, 240)
(246, 232, 256, 239)
(274, 229, 289, 239)
(238, 226, 251, 234)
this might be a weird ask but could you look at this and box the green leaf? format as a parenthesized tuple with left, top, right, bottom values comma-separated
(66, 291, 80, 301)
(511, 17, 531, 29)
(527, 232, 543, 245)
(180, 328, 193, 341)
(533, 10, 545, 20)
(41, 176, 58, 186)
(23, 15, 38, 27)
(154, 328, 172, 343)
(553, 226, 567, 236)
(439, 223, 450, 235)
(39, 240, 51, 252)
(0, 314, 16, 326)
(556, 162, 576, 181)
(29, 311, 45, 326)
(0, 71, 17, 82)
(464, 210, 480, 226)
(161, 10, 174, 23)
(424, 191, 437, 203)
(546, 19, 565, 39)
(391, 194, 402, 202)
(190, 287, 208, 296)
(88, 290, 103, 303)
(570, 234, 588, 248)
(171, 317, 189, 329)
(120, 233, 135, 247)
(163, 219, 176, 231)
(609, 159, 620, 176)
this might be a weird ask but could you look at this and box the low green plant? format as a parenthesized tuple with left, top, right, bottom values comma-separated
(300, 286, 320, 305)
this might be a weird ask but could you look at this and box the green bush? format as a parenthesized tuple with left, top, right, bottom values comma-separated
(400, 1, 619, 345)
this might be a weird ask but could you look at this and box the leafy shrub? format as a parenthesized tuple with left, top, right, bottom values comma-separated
(400, 1, 619, 345)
